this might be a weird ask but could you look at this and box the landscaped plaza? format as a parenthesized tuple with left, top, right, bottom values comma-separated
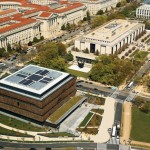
(1, 0, 150, 149)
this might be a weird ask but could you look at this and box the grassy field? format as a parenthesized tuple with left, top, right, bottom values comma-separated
(88, 96, 105, 105)
(66, 68, 89, 78)
(38, 132, 75, 137)
(0, 113, 45, 132)
(79, 112, 93, 127)
(48, 96, 82, 123)
(130, 51, 149, 62)
(91, 109, 104, 115)
(87, 114, 102, 127)
(0, 127, 33, 137)
(130, 107, 150, 143)
(77, 128, 98, 135)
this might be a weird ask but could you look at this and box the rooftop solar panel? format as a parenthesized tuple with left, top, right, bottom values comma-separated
(43, 77, 53, 82)
(27, 74, 42, 81)
(39, 80, 48, 84)
(40, 70, 49, 76)
(16, 74, 27, 78)
(35, 70, 43, 75)
(22, 80, 33, 85)
(19, 79, 27, 84)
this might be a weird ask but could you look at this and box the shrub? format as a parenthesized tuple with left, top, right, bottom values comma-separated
(128, 49, 132, 53)
(132, 47, 136, 50)
(125, 52, 129, 56)
(121, 56, 125, 59)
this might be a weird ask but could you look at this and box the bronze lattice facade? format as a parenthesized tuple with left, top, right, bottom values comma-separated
(0, 65, 77, 122)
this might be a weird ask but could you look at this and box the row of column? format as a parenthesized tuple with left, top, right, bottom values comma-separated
(0, 38, 7, 48)
(112, 26, 144, 54)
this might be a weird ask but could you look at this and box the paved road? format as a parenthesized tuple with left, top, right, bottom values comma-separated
(0, 142, 96, 149)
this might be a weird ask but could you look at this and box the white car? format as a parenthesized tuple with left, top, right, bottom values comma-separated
(0, 63, 6, 66)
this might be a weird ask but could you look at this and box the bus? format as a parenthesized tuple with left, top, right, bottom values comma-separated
(127, 81, 134, 89)
(111, 125, 116, 137)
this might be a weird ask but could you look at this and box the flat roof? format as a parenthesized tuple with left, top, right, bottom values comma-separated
(83, 19, 143, 43)
(0, 65, 72, 100)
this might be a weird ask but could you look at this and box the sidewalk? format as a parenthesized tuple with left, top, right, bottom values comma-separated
(120, 101, 132, 145)
(87, 97, 116, 143)
(0, 123, 87, 142)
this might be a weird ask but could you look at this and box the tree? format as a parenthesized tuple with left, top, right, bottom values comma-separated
(36, 42, 67, 70)
(65, 51, 73, 61)
(66, 23, 71, 31)
(7, 43, 12, 52)
(40, 36, 44, 41)
(140, 102, 150, 114)
(96, 10, 104, 15)
(0, 48, 6, 57)
(28, 41, 32, 46)
(116, 2, 121, 7)
(126, 0, 131, 3)
(83, 17, 87, 21)
(95, 49, 99, 55)
(91, 15, 107, 28)
(33, 37, 39, 43)
(84, 48, 89, 53)
(89, 55, 134, 86)
(86, 11, 91, 21)
(61, 24, 66, 30)
(57, 42, 66, 57)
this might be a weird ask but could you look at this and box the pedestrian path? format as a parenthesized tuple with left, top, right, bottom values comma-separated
(0, 122, 87, 142)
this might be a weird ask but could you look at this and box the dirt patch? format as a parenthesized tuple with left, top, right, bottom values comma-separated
(120, 101, 132, 145)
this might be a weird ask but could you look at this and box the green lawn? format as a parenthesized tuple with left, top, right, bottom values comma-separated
(38, 132, 75, 137)
(87, 114, 102, 127)
(48, 96, 82, 123)
(130, 107, 150, 143)
(79, 112, 93, 127)
(0, 113, 45, 132)
(87, 96, 105, 105)
(66, 68, 89, 78)
(130, 51, 149, 62)
(0, 127, 33, 137)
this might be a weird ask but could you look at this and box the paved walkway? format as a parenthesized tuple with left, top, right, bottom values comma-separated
(0, 123, 86, 142)
(85, 97, 116, 143)
(131, 140, 150, 148)
(120, 101, 132, 145)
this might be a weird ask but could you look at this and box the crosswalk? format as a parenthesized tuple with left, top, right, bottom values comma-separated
(125, 92, 137, 102)
(108, 137, 120, 145)
(110, 90, 120, 99)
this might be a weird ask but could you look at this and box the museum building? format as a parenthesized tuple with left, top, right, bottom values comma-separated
(0, 65, 76, 123)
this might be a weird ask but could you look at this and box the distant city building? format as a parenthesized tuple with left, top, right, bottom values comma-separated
(69, 0, 118, 15)
(0, 0, 86, 49)
(0, 65, 76, 123)
(75, 19, 145, 55)
(136, 4, 150, 19)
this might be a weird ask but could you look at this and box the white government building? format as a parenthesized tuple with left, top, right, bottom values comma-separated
(75, 19, 145, 55)
(0, 0, 86, 49)
(136, 4, 150, 19)
(69, 0, 118, 15)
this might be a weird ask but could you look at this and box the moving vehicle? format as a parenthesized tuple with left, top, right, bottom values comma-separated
(127, 81, 134, 89)
(111, 125, 116, 137)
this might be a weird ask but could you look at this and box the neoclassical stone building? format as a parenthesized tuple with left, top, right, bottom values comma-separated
(0, 0, 86, 49)
(75, 19, 145, 55)
(69, 0, 118, 15)
(136, 4, 150, 19)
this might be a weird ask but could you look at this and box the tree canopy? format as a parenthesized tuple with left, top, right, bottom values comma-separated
(89, 55, 134, 86)
(36, 42, 67, 71)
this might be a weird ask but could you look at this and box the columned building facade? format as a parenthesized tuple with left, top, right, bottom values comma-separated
(0, 0, 87, 49)
(136, 4, 150, 19)
(75, 19, 145, 55)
